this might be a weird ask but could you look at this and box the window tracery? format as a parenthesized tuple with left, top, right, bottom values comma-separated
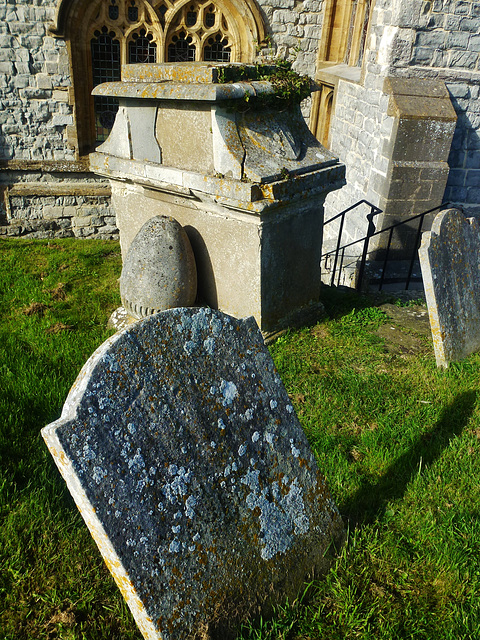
(51, 0, 264, 154)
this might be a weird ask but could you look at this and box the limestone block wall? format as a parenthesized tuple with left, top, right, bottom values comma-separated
(0, 0, 116, 239)
(254, 0, 325, 78)
(0, 0, 72, 163)
(322, 0, 480, 264)
(389, 0, 480, 218)
(0, 169, 116, 239)
(445, 81, 480, 217)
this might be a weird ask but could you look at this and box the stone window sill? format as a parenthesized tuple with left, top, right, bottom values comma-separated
(315, 63, 362, 88)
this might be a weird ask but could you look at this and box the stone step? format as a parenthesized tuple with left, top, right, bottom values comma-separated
(365, 260, 424, 292)
(321, 257, 424, 292)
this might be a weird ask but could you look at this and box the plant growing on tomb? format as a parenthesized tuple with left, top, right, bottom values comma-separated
(216, 59, 312, 109)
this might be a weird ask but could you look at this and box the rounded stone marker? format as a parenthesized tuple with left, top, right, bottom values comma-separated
(120, 215, 197, 319)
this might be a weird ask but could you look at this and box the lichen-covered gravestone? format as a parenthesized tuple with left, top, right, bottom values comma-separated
(419, 208, 480, 367)
(42, 308, 344, 640)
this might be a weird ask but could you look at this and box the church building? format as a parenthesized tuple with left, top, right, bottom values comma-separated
(0, 0, 478, 256)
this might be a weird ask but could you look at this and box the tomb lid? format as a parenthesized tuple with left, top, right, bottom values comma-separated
(122, 62, 277, 84)
(92, 79, 276, 102)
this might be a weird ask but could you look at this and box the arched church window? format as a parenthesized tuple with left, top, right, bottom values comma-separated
(129, 29, 157, 63)
(205, 6, 215, 27)
(164, 0, 234, 64)
(167, 32, 196, 62)
(204, 34, 231, 62)
(128, 0, 139, 22)
(50, 0, 265, 155)
(109, 0, 120, 20)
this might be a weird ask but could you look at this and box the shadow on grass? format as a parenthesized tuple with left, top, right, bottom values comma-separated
(341, 390, 477, 525)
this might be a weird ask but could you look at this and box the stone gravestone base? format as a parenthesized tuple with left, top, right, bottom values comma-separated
(42, 307, 344, 640)
(419, 208, 480, 367)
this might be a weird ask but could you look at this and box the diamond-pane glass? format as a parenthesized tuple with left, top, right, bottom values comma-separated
(129, 36, 157, 62)
(91, 31, 120, 142)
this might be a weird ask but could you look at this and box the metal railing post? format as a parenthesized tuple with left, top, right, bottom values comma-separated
(322, 200, 382, 288)
(356, 209, 376, 292)
(405, 211, 427, 290)
(330, 209, 346, 287)
(378, 227, 394, 291)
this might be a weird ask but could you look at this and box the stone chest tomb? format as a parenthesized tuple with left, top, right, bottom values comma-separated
(42, 307, 344, 640)
(89, 62, 345, 332)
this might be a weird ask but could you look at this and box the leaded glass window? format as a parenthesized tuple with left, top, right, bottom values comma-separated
(57, 0, 262, 152)
(204, 34, 230, 61)
(91, 27, 121, 142)
(168, 32, 196, 62)
(108, 1, 119, 20)
(128, 1, 139, 21)
(129, 29, 157, 62)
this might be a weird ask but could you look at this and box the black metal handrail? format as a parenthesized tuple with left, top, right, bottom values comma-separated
(322, 201, 451, 292)
(323, 200, 382, 288)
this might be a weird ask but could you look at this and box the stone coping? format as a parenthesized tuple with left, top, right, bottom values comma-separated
(92, 80, 278, 102)
(384, 77, 457, 121)
(89, 152, 345, 212)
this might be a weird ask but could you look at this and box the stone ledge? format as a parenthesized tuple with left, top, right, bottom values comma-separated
(6, 183, 111, 197)
(90, 152, 345, 213)
(315, 63, 363, 87)
(92, 80, 278, 102)
(0, 158, 90, 172)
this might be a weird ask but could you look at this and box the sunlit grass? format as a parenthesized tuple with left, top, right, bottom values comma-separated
(1, 238, 479, 640)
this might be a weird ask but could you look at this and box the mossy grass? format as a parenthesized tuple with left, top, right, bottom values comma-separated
(1, 238, 479, 639)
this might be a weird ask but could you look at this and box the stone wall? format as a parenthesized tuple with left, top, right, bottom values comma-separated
(0, 0, 72, 162)
(390, 0, 480, 218)
(0, 0, 115, 239)
(322, 0, 480, 264)
(445, 81, 480, 218)
(0, 168, 116, 239)
(255, 0, 325, 78)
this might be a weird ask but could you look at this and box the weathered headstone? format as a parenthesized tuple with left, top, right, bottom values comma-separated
(42, 307, 344, 640)
(419, 208, 480, 367)
(120, 215, 197, 319)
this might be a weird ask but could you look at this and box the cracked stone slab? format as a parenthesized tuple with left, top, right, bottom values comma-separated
(42, 307, 344, 640)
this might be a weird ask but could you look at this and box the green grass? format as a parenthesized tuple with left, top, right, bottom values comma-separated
(1, 238, 479, 640)
(0, 238, 139, 640)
